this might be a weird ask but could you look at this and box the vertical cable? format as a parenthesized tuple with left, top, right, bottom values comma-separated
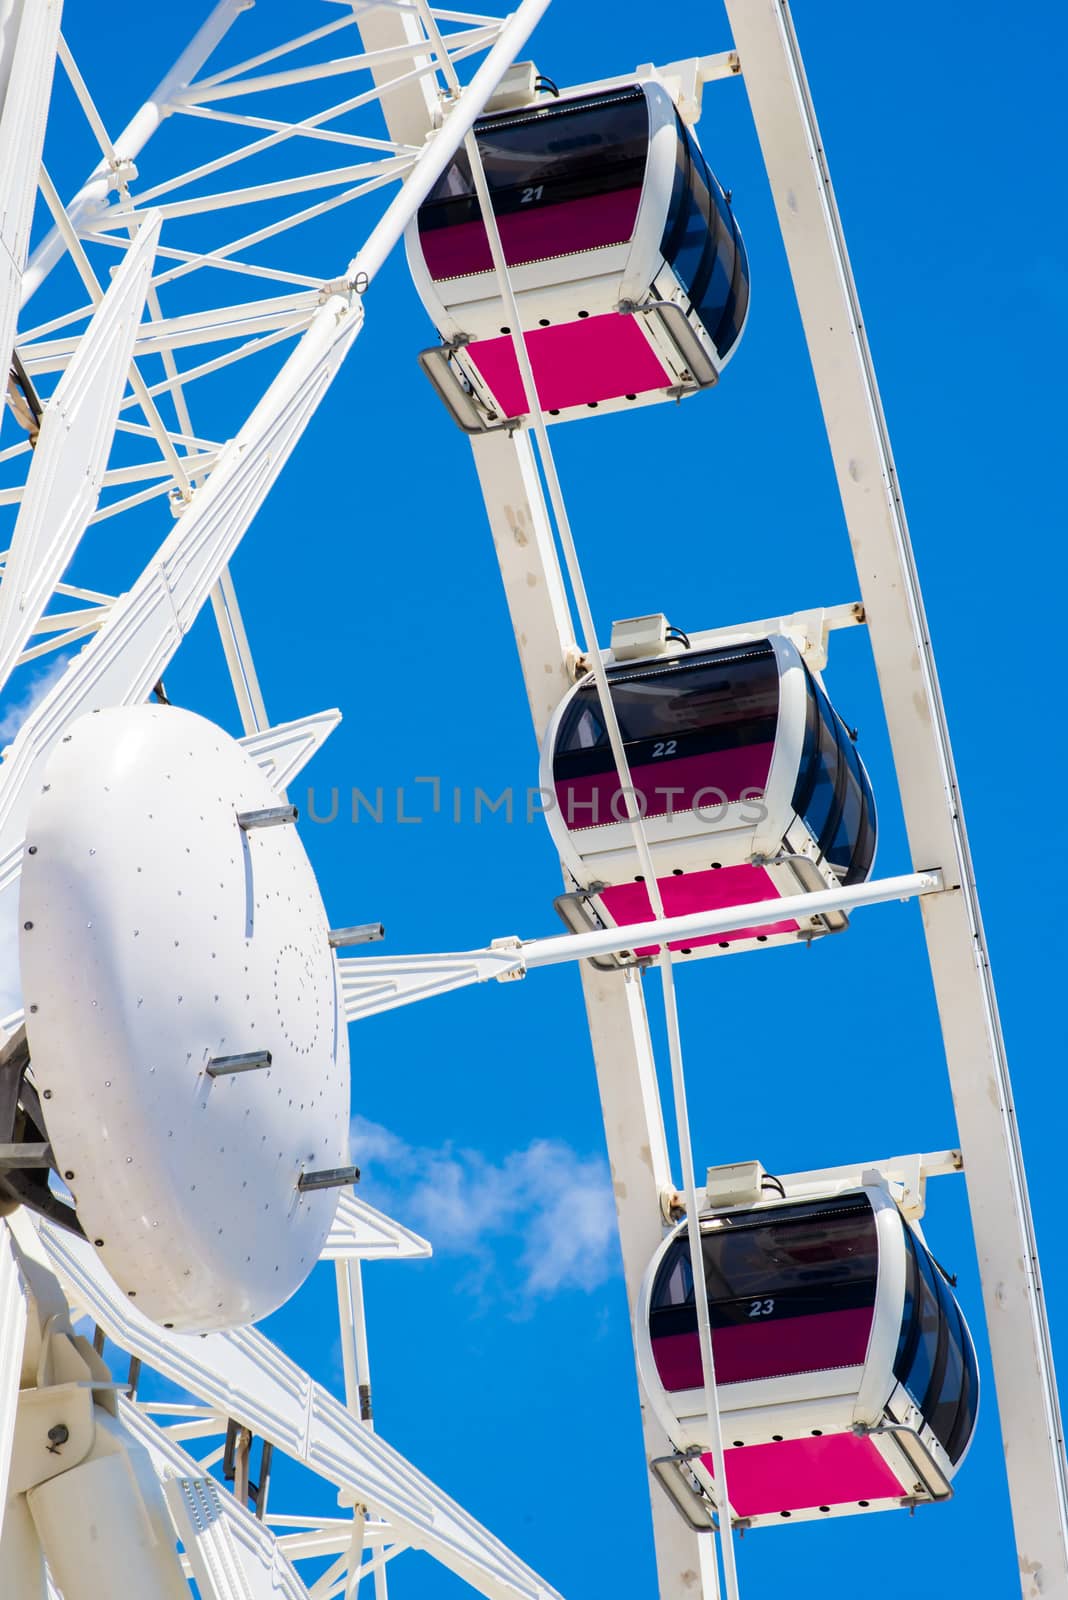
(414, 13, 740, 1590)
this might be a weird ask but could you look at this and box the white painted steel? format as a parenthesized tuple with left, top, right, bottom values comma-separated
(0, 0, 62, 384)
(19, 705, 349, 1331)
(35, 1219, 564, 1600)
(335, 870, 940, 1022)
(348, 0, 551, 289)
(0, 1219, 27, 1513)
(468, 402, 726, 1597)
(238, 710, 343, 796)
(339, 947, 522, 1020)
(440, 92, 739, 1591)
(0, 8, 576, 1597)
(21, 0, 251, 305)
(0, 289, 365, 878)
(722, 3, 1068, 1590)
(518, 871, 941, 969)
(321, 1194, 431, 1262)
(0, 213, 161, 694)
(26, 1407, 191, 1600)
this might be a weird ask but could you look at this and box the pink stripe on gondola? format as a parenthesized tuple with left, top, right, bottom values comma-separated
(703, 1433, 905, 1517)
(652, 1306, 875, 1391)
(419, 187, 643, 279)
(599, 864, 798, 952)
(556, 743, 774, 829)
(467, 313, 670, 417)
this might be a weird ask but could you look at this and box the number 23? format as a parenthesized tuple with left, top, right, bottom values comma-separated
(748, 1298, 775, 1317)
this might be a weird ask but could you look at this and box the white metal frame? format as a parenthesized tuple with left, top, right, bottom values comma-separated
(366, 5, 1068, 1595)
(0, 7, 568, 1600)
(0, 4, 1061, 1599)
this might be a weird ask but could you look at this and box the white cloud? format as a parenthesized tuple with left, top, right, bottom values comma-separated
(351, 1114, 620, 1300)
(0, 652, 71, 746)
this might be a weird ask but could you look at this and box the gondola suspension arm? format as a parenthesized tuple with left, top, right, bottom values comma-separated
(404, 21, 740, 1589)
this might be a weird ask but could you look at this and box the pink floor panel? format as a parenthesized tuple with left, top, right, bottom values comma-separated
(704, 1433, 905, 1518)
(600, 863, 798, 953)
(467, 313, 670, 417)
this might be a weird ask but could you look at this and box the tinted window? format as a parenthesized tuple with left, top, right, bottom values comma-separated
(554, 644, 778, 777)
(420, 90, 649, 229)
(947, 1311, 979, 1465)
(927, 1288, 966, 1457)
(791, 667, 876, 885)
(659, 117, 749, 358)
(894, 1230, 945, 1419)
(792, 675, 840, 847)
(651, 1195, 878, 1333)
(894, 1229, 977, 1465)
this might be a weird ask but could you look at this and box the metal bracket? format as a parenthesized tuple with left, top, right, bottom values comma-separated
(298, 1165, 361, 1193)
(851, 1419, 953, 1503)
(552, 888, 650, 972)
(417, 343, 514, 434)
(649, 1451, 717, 1532)
(237, 803, 297, 831)
(329, 923, 385, 948)
(616, 299, 719, 389)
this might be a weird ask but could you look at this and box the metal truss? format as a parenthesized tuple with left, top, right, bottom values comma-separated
(1, 4, 1063, 1600)
(358, 8, 1068, 1600)
(0, 5, 562, 1600)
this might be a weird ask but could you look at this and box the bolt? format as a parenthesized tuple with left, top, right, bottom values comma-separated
(46, 1424, 69, 1454)
(27, 845, 36, 855)
(23, 921, 32, 930)
(63, 1170, 74, 1181)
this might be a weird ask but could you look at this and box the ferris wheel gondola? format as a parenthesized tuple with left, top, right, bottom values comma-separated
(635, 1183, 979, 1528)
(406, 78, 749, 427)
(541, 634, 876, 960)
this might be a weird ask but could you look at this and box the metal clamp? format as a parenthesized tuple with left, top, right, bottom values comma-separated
(417, 343, 514, 435)
(237, 804, 298, 831)
(616, 299, 719, 389)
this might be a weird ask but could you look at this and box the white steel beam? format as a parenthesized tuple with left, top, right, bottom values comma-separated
(37, 1221, 564, 1600)
(122, 1402, 311, 1600)
(321, 1194, 432, 1263)
(463, 423, 718, 1598)
(0, 1221, 28, 1516)
(338, 869, 943, 1020)
(0, 1, 552, 871)
(238, 709, 343, 796)
(20, 0, 251, 306)
(0, 212, 160, 696)
(0, 284, 364, 872)
(350, 3, 441, 148)
(0, 0, 62, 383)
(722, 3, 1068, 1591)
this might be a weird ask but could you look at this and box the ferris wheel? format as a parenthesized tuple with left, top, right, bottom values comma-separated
(0, 3, 1062, 1599)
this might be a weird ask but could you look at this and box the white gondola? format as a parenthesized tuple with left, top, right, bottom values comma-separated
(406, 77, 749, 428)
(635, 1177, 979, 1528)
(541, 632, 876, 961)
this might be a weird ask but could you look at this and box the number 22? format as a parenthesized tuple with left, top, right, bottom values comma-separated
(651, 739, 677, 758)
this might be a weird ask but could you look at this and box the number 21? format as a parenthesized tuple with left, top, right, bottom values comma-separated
(520, 184, 544, 204)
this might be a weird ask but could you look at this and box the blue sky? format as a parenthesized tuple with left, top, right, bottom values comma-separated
(4, 1, 1067, 1595)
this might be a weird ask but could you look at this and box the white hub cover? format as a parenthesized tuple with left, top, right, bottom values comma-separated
(19, 705, 350, 1332)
